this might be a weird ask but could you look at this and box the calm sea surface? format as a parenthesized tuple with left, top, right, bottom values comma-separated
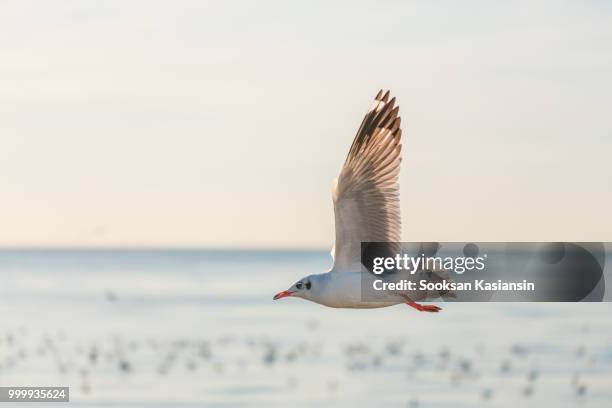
(0, 250, 610, 407)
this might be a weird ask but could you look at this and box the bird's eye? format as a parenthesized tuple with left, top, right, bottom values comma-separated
(306, 281, 312, 290)
(295, 282, 303, 290)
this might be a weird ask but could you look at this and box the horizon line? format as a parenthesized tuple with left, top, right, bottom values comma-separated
(0, 245, 330, 252)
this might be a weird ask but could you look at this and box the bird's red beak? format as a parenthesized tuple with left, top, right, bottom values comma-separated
(273, 290, 294, 300)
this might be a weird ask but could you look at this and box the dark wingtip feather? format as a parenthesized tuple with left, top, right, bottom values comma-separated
(391, 117, 401, 132)
(344, 90, 401, 165)
(394, 129, 402, 141)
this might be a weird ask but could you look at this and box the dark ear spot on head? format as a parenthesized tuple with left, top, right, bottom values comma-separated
(306, 281, 312, 290)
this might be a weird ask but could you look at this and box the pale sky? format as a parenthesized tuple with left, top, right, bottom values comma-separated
(1, 0, 611, 248)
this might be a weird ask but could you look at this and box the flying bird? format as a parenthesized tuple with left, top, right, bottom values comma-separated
(273, 90, 443, 312)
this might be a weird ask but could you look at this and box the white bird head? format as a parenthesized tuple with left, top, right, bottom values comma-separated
(273, 274, 322, 301)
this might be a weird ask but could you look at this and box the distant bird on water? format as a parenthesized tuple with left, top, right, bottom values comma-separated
(274, 90, 443, 312)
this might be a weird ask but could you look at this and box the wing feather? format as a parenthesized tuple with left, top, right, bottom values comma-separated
(331, 90, 403, 272)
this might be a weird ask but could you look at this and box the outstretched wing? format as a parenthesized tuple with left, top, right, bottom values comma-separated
(331, 90, 402, 272)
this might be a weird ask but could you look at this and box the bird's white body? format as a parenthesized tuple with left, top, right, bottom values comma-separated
(307, 272, 405, 309)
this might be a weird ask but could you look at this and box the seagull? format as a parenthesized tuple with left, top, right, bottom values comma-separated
(273, 90, 443, 312)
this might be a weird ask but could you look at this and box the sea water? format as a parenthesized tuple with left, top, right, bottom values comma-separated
(0, 249, 610, 407)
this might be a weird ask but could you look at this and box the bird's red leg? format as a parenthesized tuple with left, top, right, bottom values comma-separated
(406, 301, 442, 312)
